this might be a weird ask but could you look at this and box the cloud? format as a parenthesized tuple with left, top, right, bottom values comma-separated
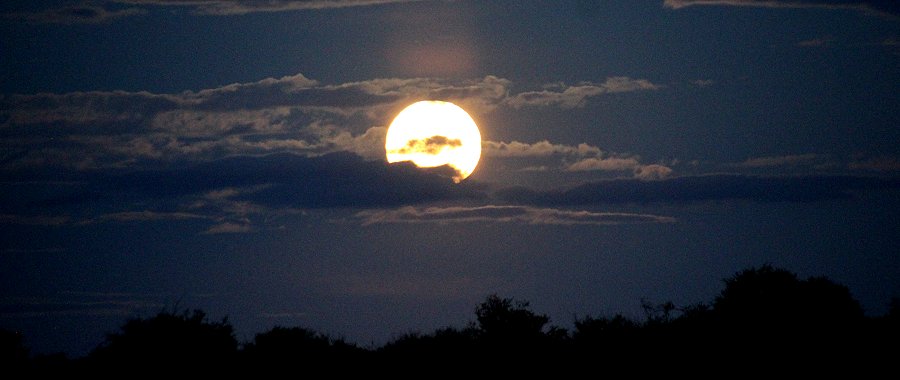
(95, 211, 209, 222)
(5, 5, 145, 24)
(482, 140, 602, 158)
(0, 74, 510, 169)
(692, 79, 715, 87)
(663, 0, 900, 18)
(505, 77, 662, 109)
(4, 1, 428, 23)
(389, 135, 462, 155)
(565, 158, 673, 180)
(355, 205, 676, 226)
(117, 0, 427, 15)
(497, 174, 900, 205)
(634, 164, 674, 180)
(203, 222, 253, 234)
(734, 154, 822, 167)
(2, 152, 480, 224)
(483, 140, 669, 179)
(849, 156, 900, 171)
(0, 214, 70, 226)
(1, 72, 669, 185)
(0, 293, 164, 319)
(565, 157, 641, 172)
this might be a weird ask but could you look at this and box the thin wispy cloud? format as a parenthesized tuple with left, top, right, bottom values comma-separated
(0, 293, 165, 319)
(482, 140, 602, 158)
(498, 174, 899, 205)
(119, 0, 427, 15)
(565, 157, 641, 172)
(634, 164, 674, 180)
(663, 0, 900, 18)
(506, 77, 661, 109)
(203, 222, 253, 234)
(96, 211, 209, 222)
(355, 205, 676, 226)
(4, 0, 428, 23)
(734, 154, 822, 168)
(0, 214, 71, 226)
(848, 156, 900, 172)
(4, 5, 145, 24)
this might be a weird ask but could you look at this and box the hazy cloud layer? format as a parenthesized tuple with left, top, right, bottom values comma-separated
(663, 0, 900, 17)
(498, 174, 900, 205)
(355, 205, 675, 226)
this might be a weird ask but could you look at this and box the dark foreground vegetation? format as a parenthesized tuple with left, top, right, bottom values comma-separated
(3, 266, 898, 375)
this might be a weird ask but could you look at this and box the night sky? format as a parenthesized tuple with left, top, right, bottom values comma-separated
(2, 0, 898, 356)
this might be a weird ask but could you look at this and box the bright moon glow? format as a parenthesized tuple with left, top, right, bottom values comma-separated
(385, 101, 481, 182)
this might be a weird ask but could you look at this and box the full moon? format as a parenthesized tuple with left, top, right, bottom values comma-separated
(385, 100, 481, 183)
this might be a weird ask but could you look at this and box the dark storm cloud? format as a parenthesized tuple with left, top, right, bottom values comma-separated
(663, 0, 900, 18)
(0, 152, 478, 222)
(355, 205, 675, 226)
(497, 174, 900, 205)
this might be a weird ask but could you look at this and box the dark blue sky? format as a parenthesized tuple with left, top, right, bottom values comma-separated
(1, 0, 898, 355)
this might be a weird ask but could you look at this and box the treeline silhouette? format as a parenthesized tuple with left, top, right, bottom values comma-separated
(3, 265, 898, 375)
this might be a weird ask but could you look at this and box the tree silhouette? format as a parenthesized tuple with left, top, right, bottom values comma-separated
(242, 326, 365, 370)
(713, 265, 863, 334)
(88, 309, 237, 372)
(572, 314, 640, 356)
(475, 294, 549, 340)
(0, 328, 29, 374)
(8, 265, 897, 373)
